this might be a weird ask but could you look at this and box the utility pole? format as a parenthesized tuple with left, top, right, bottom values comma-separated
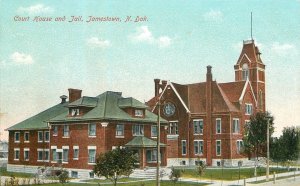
(156, 98, 161, 186)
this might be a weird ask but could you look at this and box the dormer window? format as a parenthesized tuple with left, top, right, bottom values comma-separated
(134, 109, 143, 117)
(71, 108, 80, 116)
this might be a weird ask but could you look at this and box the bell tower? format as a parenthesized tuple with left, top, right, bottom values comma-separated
(234, 39, 266, 112)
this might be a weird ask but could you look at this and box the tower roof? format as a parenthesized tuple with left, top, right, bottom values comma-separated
(236, 40, 263, 65)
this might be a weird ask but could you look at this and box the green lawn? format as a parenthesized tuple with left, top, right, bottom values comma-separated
(179, 167, 292, 181)
(30, 180, 208, 186)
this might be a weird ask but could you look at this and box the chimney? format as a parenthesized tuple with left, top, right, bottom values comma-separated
(206, 65, 212, 82)
(60, 95, 68, 104)
(68, 88, 82, 103)
(161, 80, 167, 90)
(154, 79, 160, 97)
(205, 65, 213, 166)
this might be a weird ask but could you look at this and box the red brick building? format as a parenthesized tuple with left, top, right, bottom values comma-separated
(7, 90, 167, 178)
(147, 40, 265, 167)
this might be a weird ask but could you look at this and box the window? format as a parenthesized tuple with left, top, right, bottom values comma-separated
(63, 125, 69, 137)
(14, 132, 20, 143)
(71, 171, 78, 178)
(169, 122, 178, 135)
(135, 109, 143, 117)
(71, 108, 80, 116)
(194, 140, 204, 155)
(237, 140, 244, 154)
(259, 90, 263, 109)
(89, 123, 96, 136)
(88, 148, 96, 163)
(73, 146, 79, 160)
(242, 63, 249, 80)
(245, 104, 253, 115)
(44, 149, 50, 161)
(146, 149, 157, 162)
(45, 131, 50, 142)
(116, 124, 124, 136)
(232, 119, 240, 133)
(216, 140, 221, 156)
(24, 132, 29, 142)
(38, 131, 43, 142)
(52, 149, 57, 161)
(151, 126, 157, 137)
(182, 140, 187, 155)
(216, 119, 221, 134)
(53, 126, 58, 136)
(193, 120, 203, 135)
(132, 124, 144, 136)
(63, 148, 69, 162)
(37, 149, 43, 161)
(24, 149, 29, 161)
(14, 148, 20, 160)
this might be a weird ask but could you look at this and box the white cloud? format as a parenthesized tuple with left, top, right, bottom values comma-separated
(270, 42, 297, 56)
(10, 52, 34, 65)
(17, 4, 54, 15)
(158, 36, 171, 48)
(86, 37, 111, 48)
(130, 26, 172, 48)
(203, 10, 223, 22)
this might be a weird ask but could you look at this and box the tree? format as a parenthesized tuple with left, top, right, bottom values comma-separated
(270, 137, 286, 167)
(93, 147, 138, 186)
(243, 112, 274, 176)
(196, 160, 206, 178)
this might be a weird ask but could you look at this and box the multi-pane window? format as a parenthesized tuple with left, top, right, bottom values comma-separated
(63, 125, 69, 137)
(216, 140, 221, 156)
(24, 132, 29, 142)
(71, 108, 80, 116)
(63, 148, 69, 162)
(53, 126, 58, 136)
(73, 147, 79, 160)
(245, 104, 253, 115)
(24, 149, 29, 161)
(169, 122, 178, 135)
(194, 140, 204, 155)
(14, 148, 20, 160)
(146, 149, 157, 162)
(232, 119, 240, 133)
(182, 140, 187, 155)
(88, 149, 96, 163)
(44, 150, 50, 161)
(38, 131, 43, 142)
(132, 124, 144, 136)
(37, 150, 43, 161)
(151, 126, 157, 137)
(116, 124, 124, 136)
(216, 119, 221, 134)
(236, 140, 244, 154)
(193, 120, 203, 135)
(45, 131, 50, 142)
(89, 123, 96, 136)
(14, 132, 20, 143)
(135, 109, 143, 117)
(259, 90, 263, 109)
(52, 149, 57, 161)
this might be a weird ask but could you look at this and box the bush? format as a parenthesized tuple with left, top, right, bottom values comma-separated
(58, 169, 69, 184)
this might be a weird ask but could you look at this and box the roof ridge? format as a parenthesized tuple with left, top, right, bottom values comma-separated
(216, 83, 239, 112)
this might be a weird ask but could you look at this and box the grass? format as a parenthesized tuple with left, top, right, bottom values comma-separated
(179, 167, 293, 181)
(0, 167, 34, 178)
(85, 177, 146, 183)
(30, 180, 209, 186)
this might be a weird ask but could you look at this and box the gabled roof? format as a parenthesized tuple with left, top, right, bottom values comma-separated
(125, 136, 166, 148)
(236, 40, 263, 65)
(219, 81, 246, 103)
(50, 91, 167, 124)
(7, 102, 69, 131)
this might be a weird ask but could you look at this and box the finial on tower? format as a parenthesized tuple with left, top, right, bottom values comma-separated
(251, 12, 253, 40)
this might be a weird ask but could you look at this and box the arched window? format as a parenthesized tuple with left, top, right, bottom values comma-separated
(242, 63, 249, 81)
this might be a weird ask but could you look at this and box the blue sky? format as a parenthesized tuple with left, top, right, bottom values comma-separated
(0, 0, 300, 139)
